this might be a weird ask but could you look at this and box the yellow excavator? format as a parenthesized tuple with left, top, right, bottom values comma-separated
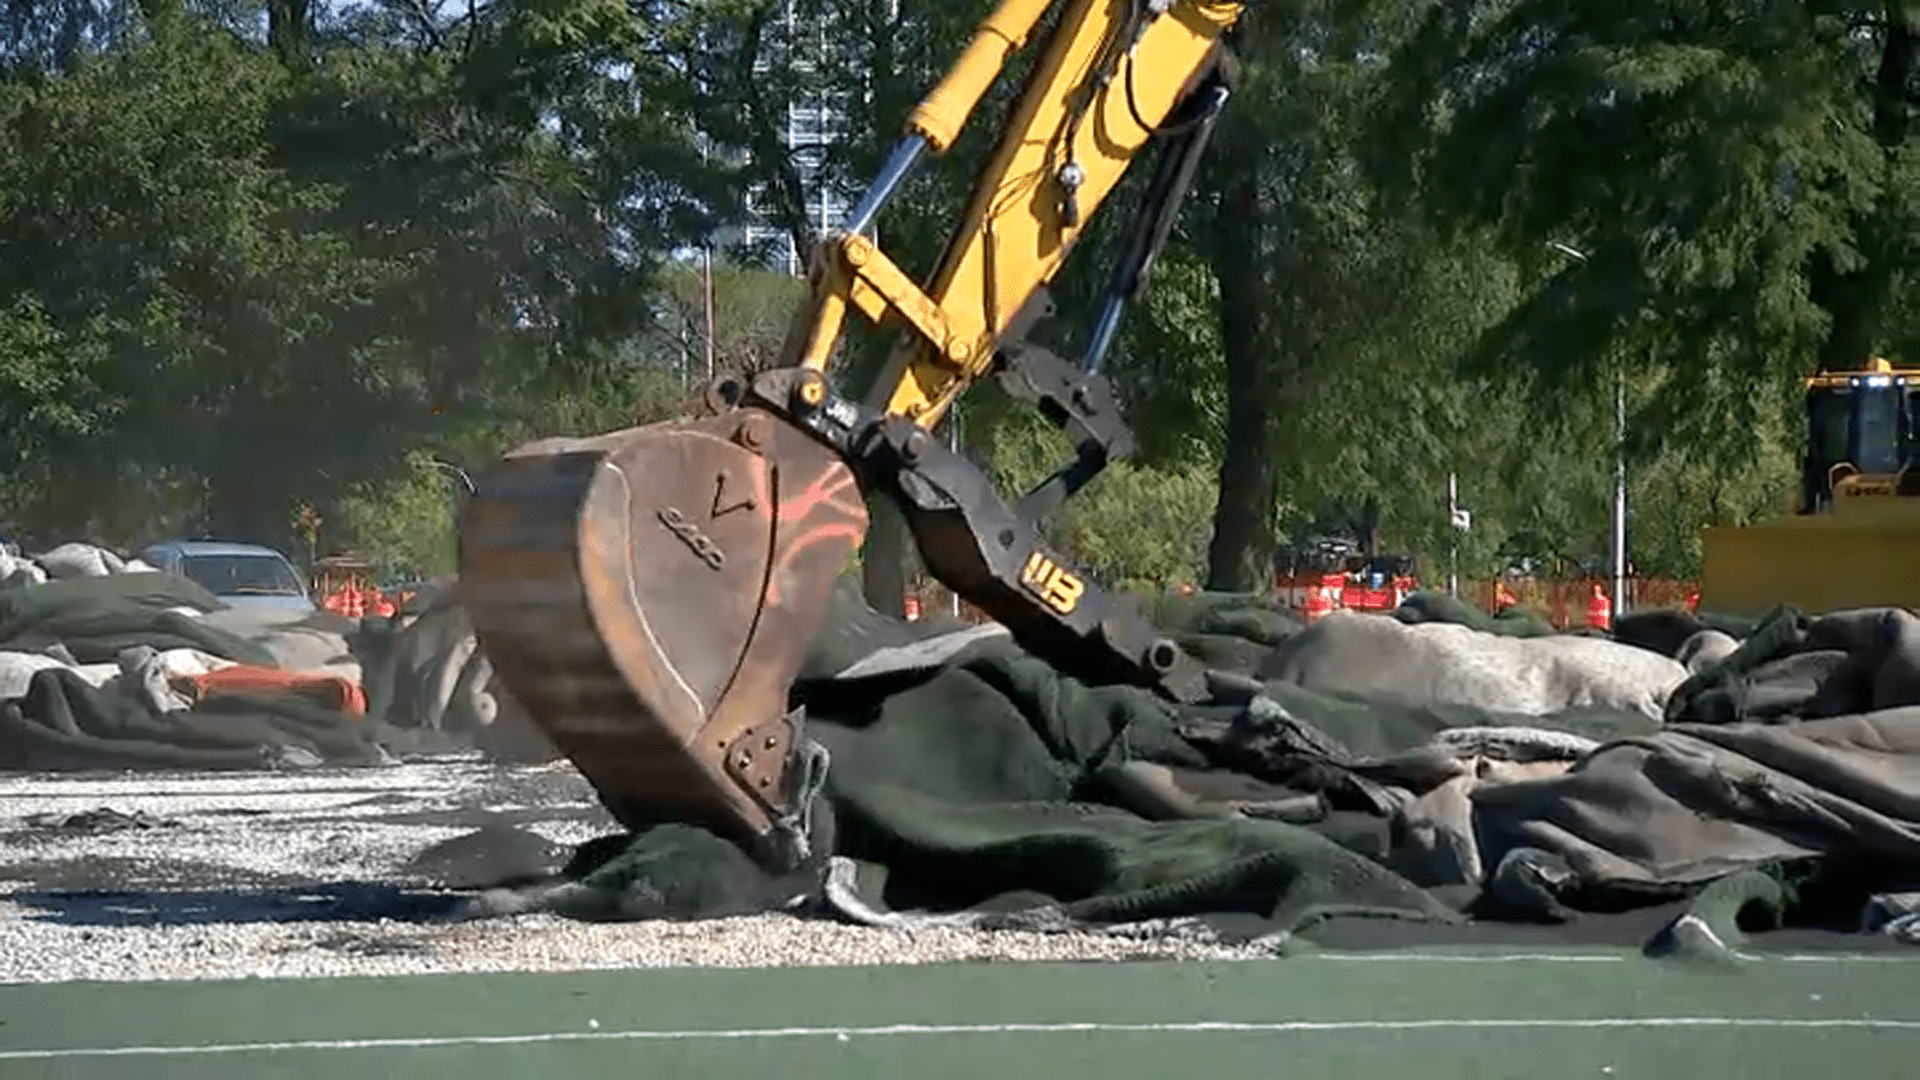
(1698, 357, 1920, 617)
(457, 0, 1247, 869)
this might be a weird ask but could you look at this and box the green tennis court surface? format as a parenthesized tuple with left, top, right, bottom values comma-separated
(4, 950, 1918, 1079)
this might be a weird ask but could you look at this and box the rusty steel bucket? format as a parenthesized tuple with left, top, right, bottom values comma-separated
(456, 396, 868, 868)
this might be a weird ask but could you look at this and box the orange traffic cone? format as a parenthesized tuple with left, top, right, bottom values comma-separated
(1586, 584, 1612, 631)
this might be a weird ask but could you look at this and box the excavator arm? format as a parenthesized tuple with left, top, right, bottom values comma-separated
(458, 0, 1247, 871)
(784, 0, 1241, 421)
(750, 0, 1241, 696)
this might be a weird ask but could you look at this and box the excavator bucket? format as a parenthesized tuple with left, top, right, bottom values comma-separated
(456, 394, 868, 869)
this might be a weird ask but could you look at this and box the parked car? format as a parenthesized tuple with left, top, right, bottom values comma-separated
(140, 540, 316, 617)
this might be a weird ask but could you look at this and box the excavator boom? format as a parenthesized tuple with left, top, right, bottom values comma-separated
(458, 0, 1247, 870)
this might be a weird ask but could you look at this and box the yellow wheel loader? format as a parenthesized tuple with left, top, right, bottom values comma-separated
(457, 0, 1248, 869)
(1699, 357, 1920, 618)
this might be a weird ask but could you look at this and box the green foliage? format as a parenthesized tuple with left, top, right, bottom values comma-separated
(0, 295, 110, 467)
(1630, 445, 1800, 580)
(0, 0, 716, 556)
(333, 451, 462, 579)
(0, 0, 1900, 597)
(1369, 0, 1918, 463)
(1104, 245, 1227, 470)
(975, 405, 1215, 589)
(646, 263, 807, 379)
(1059, 462, 1218, 588)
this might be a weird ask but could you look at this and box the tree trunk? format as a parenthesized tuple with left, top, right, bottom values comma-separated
(1811, 13, 1912, 370)
(1203, 168, 1278, 593)
(268, 0, 313, 66)
(135, 0, 179, 25)
(1810, 253, 1888, 372)
(204, 401, 294, 549)
(1358, 496, 1381, 560)
(739, 5, 823, 262)
(206, 464, 289, 549)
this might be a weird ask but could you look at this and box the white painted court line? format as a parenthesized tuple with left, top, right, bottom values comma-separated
(1766, 954, 1920, 963)
(5, 1017, 1920, 1060)
(1299, 951, 1920, 963)
(1300, 953, 1630, 963)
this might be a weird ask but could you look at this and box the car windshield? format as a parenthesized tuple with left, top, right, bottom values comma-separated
(179, 554, 304, 596)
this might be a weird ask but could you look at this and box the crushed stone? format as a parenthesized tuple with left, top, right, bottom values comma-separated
(0, 757, 1275, 983)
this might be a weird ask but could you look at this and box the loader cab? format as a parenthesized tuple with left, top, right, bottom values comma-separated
(1800, 359, 1919, 513)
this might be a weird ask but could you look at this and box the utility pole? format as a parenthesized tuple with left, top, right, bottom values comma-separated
(703, 245, 717, 383)
(949, 402, 963, 618)
(1547, 240, 1628, 617)
(1447, 472, 1459, 597)
(698, 125, 717, 386)
(1612, 365, 1628, 616)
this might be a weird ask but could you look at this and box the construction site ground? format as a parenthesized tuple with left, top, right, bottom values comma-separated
(0, 529, 1882, 1070)
(4, 948, 1919, 1078)
(0, 760, 1915, 1080)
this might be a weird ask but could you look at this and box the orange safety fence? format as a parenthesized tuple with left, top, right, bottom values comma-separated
(1268, 572, 1701, 629)
(1467, 576, 1700, 630)
(320, 586, 398, 619)
(900, 573, 1703, 632)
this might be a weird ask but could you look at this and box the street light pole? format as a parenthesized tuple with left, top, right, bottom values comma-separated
(1547, 240, 1628, 617)
(703, 245, 716, 384)
(1447, 472, 1459, 598)
(1612, 366, 1628, 616)
(423, 459, 475, 495)
(950, 402, 962, 618)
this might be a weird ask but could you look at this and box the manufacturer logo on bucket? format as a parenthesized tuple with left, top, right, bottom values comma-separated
(658, 507, 727, 570)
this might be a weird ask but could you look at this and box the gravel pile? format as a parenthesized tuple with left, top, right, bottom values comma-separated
(0, 908, 1269, 984)
(0, 757, 611, 887)
(0, 757, 1275, 984)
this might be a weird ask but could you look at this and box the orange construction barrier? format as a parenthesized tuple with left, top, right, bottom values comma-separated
(1319, 572, 1346, 611)
(1303, 589, 1333, 622)
(903, 594, 922, 621)
(171, 666, 367, 716)
(1586, 584, 1612, 631)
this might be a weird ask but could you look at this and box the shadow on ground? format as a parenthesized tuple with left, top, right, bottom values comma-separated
(6, 880, 467, 927)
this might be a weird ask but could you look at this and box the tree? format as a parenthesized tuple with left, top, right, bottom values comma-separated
(1170, 0, 1531, 591)
(0, 11, 369, 543)
(1371, 0, 1918, 466)
(0, 0, 718, 553)
(647, 262, 807, 382)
